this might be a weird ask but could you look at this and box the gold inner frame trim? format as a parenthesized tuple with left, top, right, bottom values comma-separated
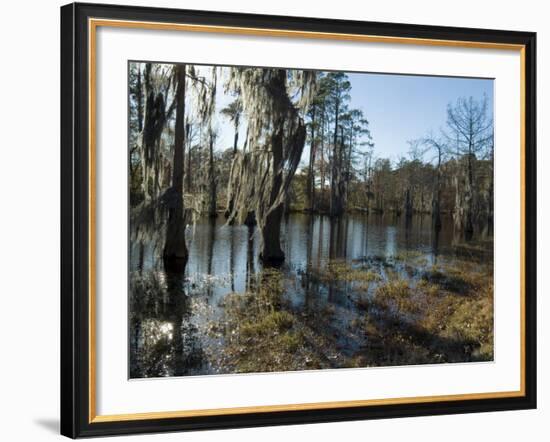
(88, 17, 527, 424)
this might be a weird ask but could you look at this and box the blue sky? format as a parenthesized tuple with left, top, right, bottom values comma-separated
(346, 72, 494, 163)
(212, 69, 493, 167)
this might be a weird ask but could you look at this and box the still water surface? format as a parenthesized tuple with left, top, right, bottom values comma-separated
(129, 213, 487, 378)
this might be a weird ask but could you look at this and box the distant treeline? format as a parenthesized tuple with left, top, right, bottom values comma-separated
(290, 153, 493, 233)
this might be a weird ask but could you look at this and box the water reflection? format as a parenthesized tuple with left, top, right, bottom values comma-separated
(130, 213, 492, 377)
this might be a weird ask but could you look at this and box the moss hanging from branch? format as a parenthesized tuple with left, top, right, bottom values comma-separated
(186, 66, 219, 216)
(225, 68, 317, 263)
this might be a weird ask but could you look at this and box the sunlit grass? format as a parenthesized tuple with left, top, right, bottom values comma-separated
(213, 270, 326, 373)
(310, 260, 381, 286)
(207, 251, 494, 373)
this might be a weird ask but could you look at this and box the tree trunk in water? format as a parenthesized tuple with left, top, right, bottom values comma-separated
(330, 100, 342, 217)
(224, 67, 311, 263)
(224, 123, 243, 218)
(307, 108, 316, 212)
(261, 205, 284, 264)
(432, 193, 442, 231)
(163, 64, 188, 270)
(259, 126, 285, 265)
(338, 126, 347, 213)
(185, 120, 192, 192)
(283, 194, 290, 216)
(224, 157, 237, 220)
(343, 126, 353, 208)
(207, 130, 217, 218)
(404, 188, 413, 220)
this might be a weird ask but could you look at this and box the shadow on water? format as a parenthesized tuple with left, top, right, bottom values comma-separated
(130, 213, 493, 377)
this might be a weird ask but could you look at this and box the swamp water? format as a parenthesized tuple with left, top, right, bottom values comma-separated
(129, 213, 493, 378)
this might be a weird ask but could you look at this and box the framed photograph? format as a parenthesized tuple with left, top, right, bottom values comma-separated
(60, 2, 536, 438)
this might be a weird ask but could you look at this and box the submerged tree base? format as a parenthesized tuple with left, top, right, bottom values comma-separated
(163, 256, 188, 273)
(259, 252, 285, 267)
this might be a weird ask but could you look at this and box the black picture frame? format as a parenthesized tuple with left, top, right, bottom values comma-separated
(61, 2, 537, 438)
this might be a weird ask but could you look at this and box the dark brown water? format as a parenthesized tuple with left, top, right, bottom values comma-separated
(129, 213, 490, 378)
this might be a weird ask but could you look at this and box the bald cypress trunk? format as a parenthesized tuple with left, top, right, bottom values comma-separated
(307, 107, 316, 212)
(163, 64, 188, 269)
(185, 120, 192, 192)
(207, 130, 217, 218)
(259, 126, 285, 264)
(330, 99, 341, 217)
(319, 111, 326, 208)
(404, 188, 413, 220)
(225, 67, 315, 264)
(141, 63, 166, 202)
